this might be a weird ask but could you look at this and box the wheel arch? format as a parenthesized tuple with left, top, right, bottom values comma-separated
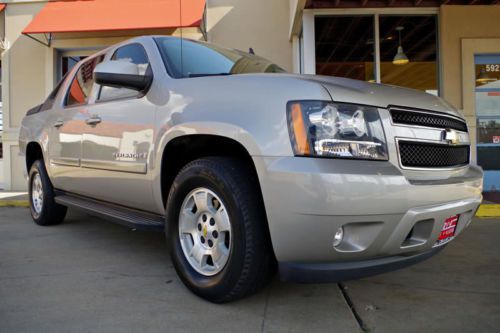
(25, 141, 44, 172)
(159, 134, 263, 210)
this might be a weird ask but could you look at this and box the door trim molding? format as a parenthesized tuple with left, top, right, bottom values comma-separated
(80, 159, 147, 174)
(50, 157, 80, 167)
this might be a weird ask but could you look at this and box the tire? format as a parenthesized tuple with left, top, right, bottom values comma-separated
(29, 159, 67, 226)
(166, 157, 275, 303)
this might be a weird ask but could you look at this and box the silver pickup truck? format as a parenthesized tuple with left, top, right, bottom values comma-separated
(19, 36, 483, 303)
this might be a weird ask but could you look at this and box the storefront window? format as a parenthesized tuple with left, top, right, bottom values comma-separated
(475, 54, 500, 192)
(379, 15, 438, 94)
(315, 16, 375, 82)
(314, 14, 438, 94)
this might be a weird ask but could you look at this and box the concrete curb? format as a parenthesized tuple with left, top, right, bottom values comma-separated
(476, 204, 500, 218)
(0, 200, 30, 208)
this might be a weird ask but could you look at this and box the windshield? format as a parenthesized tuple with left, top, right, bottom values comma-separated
(154, 37, 286, 78)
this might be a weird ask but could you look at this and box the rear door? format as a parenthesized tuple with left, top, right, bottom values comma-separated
(77, 43, 157, 211)
(48, 55, 104, 192)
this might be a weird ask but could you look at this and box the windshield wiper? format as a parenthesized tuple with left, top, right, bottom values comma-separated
(187, 73, 232, 78)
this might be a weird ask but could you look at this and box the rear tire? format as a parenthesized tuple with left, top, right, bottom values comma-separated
(29, 160, 67, 226)
(166, 157, 275, 303)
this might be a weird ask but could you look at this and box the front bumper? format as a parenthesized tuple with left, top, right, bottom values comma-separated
(253, 157, 483, 272)
(280, 246, 444, 283)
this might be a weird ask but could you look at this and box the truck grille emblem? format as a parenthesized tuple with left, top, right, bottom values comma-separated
(442, 129, 460, 145)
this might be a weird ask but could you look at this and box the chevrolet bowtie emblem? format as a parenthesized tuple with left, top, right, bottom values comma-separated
(443, 129, 460, 145)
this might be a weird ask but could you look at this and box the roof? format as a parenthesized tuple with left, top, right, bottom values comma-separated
(22, 0, 205, 35)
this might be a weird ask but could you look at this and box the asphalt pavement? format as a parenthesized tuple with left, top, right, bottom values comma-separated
(0, 207, 499, 333)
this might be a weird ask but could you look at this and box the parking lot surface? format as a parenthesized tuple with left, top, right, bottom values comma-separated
(1, 207, 499, 333)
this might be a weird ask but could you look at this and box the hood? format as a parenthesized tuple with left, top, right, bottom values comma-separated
(299, 75, 460, 117)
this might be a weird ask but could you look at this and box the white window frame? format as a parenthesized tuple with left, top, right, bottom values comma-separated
(300, 7, 440, 88)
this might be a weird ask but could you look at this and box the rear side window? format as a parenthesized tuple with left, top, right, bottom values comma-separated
(98, 43, 150, 102)
(65, 55, 104, 107)
(40, 73, 68, 111)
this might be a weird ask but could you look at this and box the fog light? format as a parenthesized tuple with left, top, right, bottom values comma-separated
(333, 227, 344, 247)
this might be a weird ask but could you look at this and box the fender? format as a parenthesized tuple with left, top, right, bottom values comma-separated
(151, 121, 262, 214)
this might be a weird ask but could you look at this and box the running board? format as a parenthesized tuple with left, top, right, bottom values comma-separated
(54, 192, 164, 232)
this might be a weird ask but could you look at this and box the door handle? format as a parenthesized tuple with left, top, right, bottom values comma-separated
(54, 120, 64, 128)
(85, 116, 102, 126)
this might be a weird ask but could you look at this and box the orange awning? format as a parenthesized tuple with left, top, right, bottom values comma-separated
(0, 4, 6, 12)
(23, 0, 205, 35)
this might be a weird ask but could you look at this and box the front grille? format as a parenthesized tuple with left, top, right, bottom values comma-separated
(399, 141, 469, 168)
(391, 109, 468, 132)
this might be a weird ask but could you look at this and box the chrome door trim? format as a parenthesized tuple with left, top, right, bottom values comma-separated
(50, 157, 80, 167)
(80, 158, 147, 174)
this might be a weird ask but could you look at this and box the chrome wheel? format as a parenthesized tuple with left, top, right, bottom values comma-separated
(31, 172, 44, 216)
(178, 188, 232, 276)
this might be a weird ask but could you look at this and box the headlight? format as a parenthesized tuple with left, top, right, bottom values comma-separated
(287, 101, 388, 160)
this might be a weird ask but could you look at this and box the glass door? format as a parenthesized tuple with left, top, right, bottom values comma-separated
(475, 54, 500, 193)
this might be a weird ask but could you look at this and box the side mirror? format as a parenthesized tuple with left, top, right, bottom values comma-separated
(94, 60, 153, 92)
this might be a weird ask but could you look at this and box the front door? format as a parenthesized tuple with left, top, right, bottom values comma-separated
(48, 55, 104, 193)
(77, 43, 156, 211)
(475, 54, 500, 195)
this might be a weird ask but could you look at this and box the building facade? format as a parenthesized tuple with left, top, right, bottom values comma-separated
(0, 0, 499, 195)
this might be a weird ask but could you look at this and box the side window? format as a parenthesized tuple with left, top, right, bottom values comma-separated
(40, 73, 68, 111)
(98, 43, 150, 102)
(65, 55, 104, 107)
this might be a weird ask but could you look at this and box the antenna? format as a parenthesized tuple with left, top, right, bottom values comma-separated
(179, 0, 184, 76)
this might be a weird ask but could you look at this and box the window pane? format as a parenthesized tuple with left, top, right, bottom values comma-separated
(40, 74, 68, 112)
(477, 146, 500, 170)
(155, 38, 285, 78)
(66, 56, 103, 107)
(62, 56, 86, 79)
(111, 43, 149, 74)
(379, 15, 438, 94)
(475, 54, 500, 117)
(475, 54, 500, 191)
(477, 119, 500, 145)
(99, 44, 150, 101)
(315, 16, 375, 82)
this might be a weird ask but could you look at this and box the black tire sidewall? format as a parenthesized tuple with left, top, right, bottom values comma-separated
(29, 160, 46, 222)
(29, 159, 65, 226)
(166, 162, 248, 300)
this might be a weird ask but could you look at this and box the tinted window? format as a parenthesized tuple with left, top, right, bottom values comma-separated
(65, 56, 104, 107)
(98, 43, 150, 102)
(40, 73, 68, 111)
(155, 37, 286, 78)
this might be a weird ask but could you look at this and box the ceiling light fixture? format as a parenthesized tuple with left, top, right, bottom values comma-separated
(393, 26, 409, 66)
